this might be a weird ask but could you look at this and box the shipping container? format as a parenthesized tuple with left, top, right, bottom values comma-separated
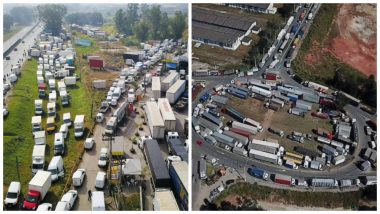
(157, 98, 176, 131)
(232, 121, 258, 134)
(145, 102, 165, 139)
(152, 77, 161, 100)
(274, 174, 292, 186)
(244, 118, 263, 131)
(212, 132, 236, 148)
(310, 161, 322, 170)
(317, 136, 331, 145)
(332, 155, 345, 165)
(223, 130, 249, 145)
(232, 147, 248, 156)
(249, 149, 278, 165)
(229, 128, 251, 138)
(198, 117, 219, 131)
(247, 142, 277, 154)
(166, 80, 186, 104)
(247, 167, 269, 180)
(202, 112, 222, 127)
(144, 139, 171, 188)
(268, 127, 284, 137)
(168, 161, 188, 210)
(311, 178, 338, 187)
(162, 71, 179, 92)
(296, 100, 312, 111)
(224, 107, 245, 123)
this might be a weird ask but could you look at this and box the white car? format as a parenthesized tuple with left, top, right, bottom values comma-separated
(58, 190, 78, 210)
(72, 169, 86, 187)
(84, 138, 95, 150)
(106, 95, 112, 104)
(110, 98, 118, 106)
(37, 203, 53, 211)
(96, 113, 104, 123)
(4, 181, 21, 207)
(95, 171, 106, 189)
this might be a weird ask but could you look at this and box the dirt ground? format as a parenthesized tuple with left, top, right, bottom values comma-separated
(329, 4, 376, 77)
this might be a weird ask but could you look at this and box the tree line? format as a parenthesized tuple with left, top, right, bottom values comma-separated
(3, 6, 35, 32)
(65, 12, 104, 26)
(114, 4, 187, 42)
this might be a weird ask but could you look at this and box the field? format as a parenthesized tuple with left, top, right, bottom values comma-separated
(222, 95, 333, 155)
(192, 4, 283, 69)
(293, 4, 376, 81)
(3, 26, 24, 42)
(3, 37, 106, 202)
(214, 182, 364, 210)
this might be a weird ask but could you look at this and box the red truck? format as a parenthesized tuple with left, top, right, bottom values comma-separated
(229, 128, 251, 139)
(274, 174, 293, 186)
(266, 73, 277, 81)
(319, 98, 337, 109)
(38, 83, 46, 98)
(299, 9, 306, 21)
(23, 171, 51, 210)
(88, 56, 104, 69)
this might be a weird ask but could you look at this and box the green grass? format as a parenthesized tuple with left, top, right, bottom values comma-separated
(215, 182, 361, 210)
(120, 193, 141, 211)
(101, 24, 117, 35)
(3, 35, 105, 203)
(3, 26, 24, 42)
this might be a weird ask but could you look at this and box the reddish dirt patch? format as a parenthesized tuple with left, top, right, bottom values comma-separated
(304, 41, 330, 66)
(329, 4, 377, 77)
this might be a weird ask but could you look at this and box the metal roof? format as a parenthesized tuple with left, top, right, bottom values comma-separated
(157, 98, 176, 121)
(144, 139, 171, 188)
(145, 102, 165, 127)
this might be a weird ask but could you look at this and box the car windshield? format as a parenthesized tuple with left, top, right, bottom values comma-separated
(47, 123, 54, 128)
(99, 156, 107, 161)
(54, 145, 63, 150)
(106, 125, 114, 130)
(33, 163, 44, 169)
(49, 169, 58, 174)
(26, 195, 38, 203)
(6, 192, 17, 199)
(64, 119, 70, 123)
(75, 128, 83, 132)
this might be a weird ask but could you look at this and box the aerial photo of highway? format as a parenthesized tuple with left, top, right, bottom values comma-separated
(192, 3, 377, 211)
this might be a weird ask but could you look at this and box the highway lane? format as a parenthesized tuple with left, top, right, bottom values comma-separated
(3, 24, 43, 84)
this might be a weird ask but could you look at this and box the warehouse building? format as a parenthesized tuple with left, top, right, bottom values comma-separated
(220, 3, 277, 14)
(192, 7, 257, 50)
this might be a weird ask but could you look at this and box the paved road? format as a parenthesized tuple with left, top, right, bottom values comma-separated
(3, 24, 43, 84)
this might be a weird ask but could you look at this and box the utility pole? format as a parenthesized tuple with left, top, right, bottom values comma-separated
(16, 156, 21, 182)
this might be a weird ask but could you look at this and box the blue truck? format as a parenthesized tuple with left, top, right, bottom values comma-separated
(168, 161, 188, 210)
(199, 92, 211, 103)
(247, 167, 269, 180)
(225, 106, 245, 122)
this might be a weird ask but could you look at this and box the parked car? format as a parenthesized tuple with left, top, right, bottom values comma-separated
(84, 138, 95, 150)
(36, 203, 53, 211)
(56, 190, 78, 210)
(4, 181, 21, 207)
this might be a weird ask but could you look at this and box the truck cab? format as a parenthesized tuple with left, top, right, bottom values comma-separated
(38, 83, 46, 98)
(60, 90, 69, 106)
(48, 91, 57, 103)
(105, 116, 117, 135)
(47, 102, 56, 118)
(74, 115, 85, 138)
(46, 117, 56, 132)
(63, 113, 71, 127)
(166, 132, 179, 143)
(127, 88, 135, 103)
(23, 190, 42, 210)
(34, 100, 43, 115)
(31, 116, 42, 132)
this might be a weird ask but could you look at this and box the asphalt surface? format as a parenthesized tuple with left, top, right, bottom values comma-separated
(191, 3, 376, 209)
(3, 24, 43, 84)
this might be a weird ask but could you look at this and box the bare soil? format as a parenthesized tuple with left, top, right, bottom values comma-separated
(329, 4, 377, 77)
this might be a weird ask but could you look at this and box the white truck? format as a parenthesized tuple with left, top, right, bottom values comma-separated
(158, 98, 176, 131)
(166, 80, 186, 104)
(91, 191, 105, 211)
(31, 116, 42, 132)
(60, 90, 69, 106)
(23, 171, 51, 210)
(127, 88, 135, 103)
(64, 76, 76, 86)
(33, 131, 46, 145)
(34, 100, 43, 115)
(48, 79, 56, 90)
(32, 145, 46, 175)
(145, 101, 165, 139)
(161, 70, 179, 92)
(74, 115, 85, 138)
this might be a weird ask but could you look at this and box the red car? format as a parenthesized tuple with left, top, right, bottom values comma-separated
(196, 140, 203, 146)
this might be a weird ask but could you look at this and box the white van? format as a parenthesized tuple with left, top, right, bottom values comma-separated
(63, 113, 72, 127)
(55, 202, 69, 211)
(84, 138, 95, 150)
(105, 117, 117, 135)
(92, 191, 105, 211)
(98, 148, 109, 168)
(4, 182, 21, 207)
(112, 87, 121, 100)
(59, 124, 68, 139)
(54, 133, 65, 156)
(49, 91, 57, 103)
(47, 156, 65, 182)
(72, 169, 86, 187)
(95, 171, 106, 189)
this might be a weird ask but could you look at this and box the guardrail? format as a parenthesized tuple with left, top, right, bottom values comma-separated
(3, 22, 39, 58)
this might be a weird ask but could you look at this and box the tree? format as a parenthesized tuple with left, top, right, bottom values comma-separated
(10, 7, 34, 25)
(277, 4, 296, 18)
(170, 11, 186, 39)
(37, 4, 67, 36)
(147, 5, 162, 39)
(65, 12, 103, 26)
(114, 9, 127, 34)
(124, 4, 139, 36)
(3, 14, 14, 32)
(160, 12, 170, 39)
(134, 19, 150, 42)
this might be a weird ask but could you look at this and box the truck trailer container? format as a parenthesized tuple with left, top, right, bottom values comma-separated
(145, 102, 165, 139)
(332, 155, 345, 165)
(198, 117, 219, 131)
(223, 130, 249, 145)
(244, 118, 263, 131)
(23, 171, 51, 210)
(212, 132, 236, 149)
(32, 145, 46, 175)
(166, 80, 186, 104)
(247, 143, 277, 154)
(202, 112, 222, 127)
(157, 98, 176, 131)
(268, 127, 284, 137)
(296, 100, 312, 111)
(153, 190, 179, 211)
(224, 106, 245, 123)
(152, 77, 161, 100)
(144, 139, 171, 188)
(274, 174, 292, 186)
(233, 147, 248, 156)
(168, 161, 188, 210)
(247, 167, 269, 180)
(232, 121, 258, 135)
(251, 86, 272, 98)
(229, 127, 251, 138)
(162, 71, 179, 92)
(249, 149, 279, 165)
(311, 178, 338, 187)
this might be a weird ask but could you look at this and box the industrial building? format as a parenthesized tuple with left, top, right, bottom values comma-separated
(220, 3, 277, 14)
(192, 7, 257, 50)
